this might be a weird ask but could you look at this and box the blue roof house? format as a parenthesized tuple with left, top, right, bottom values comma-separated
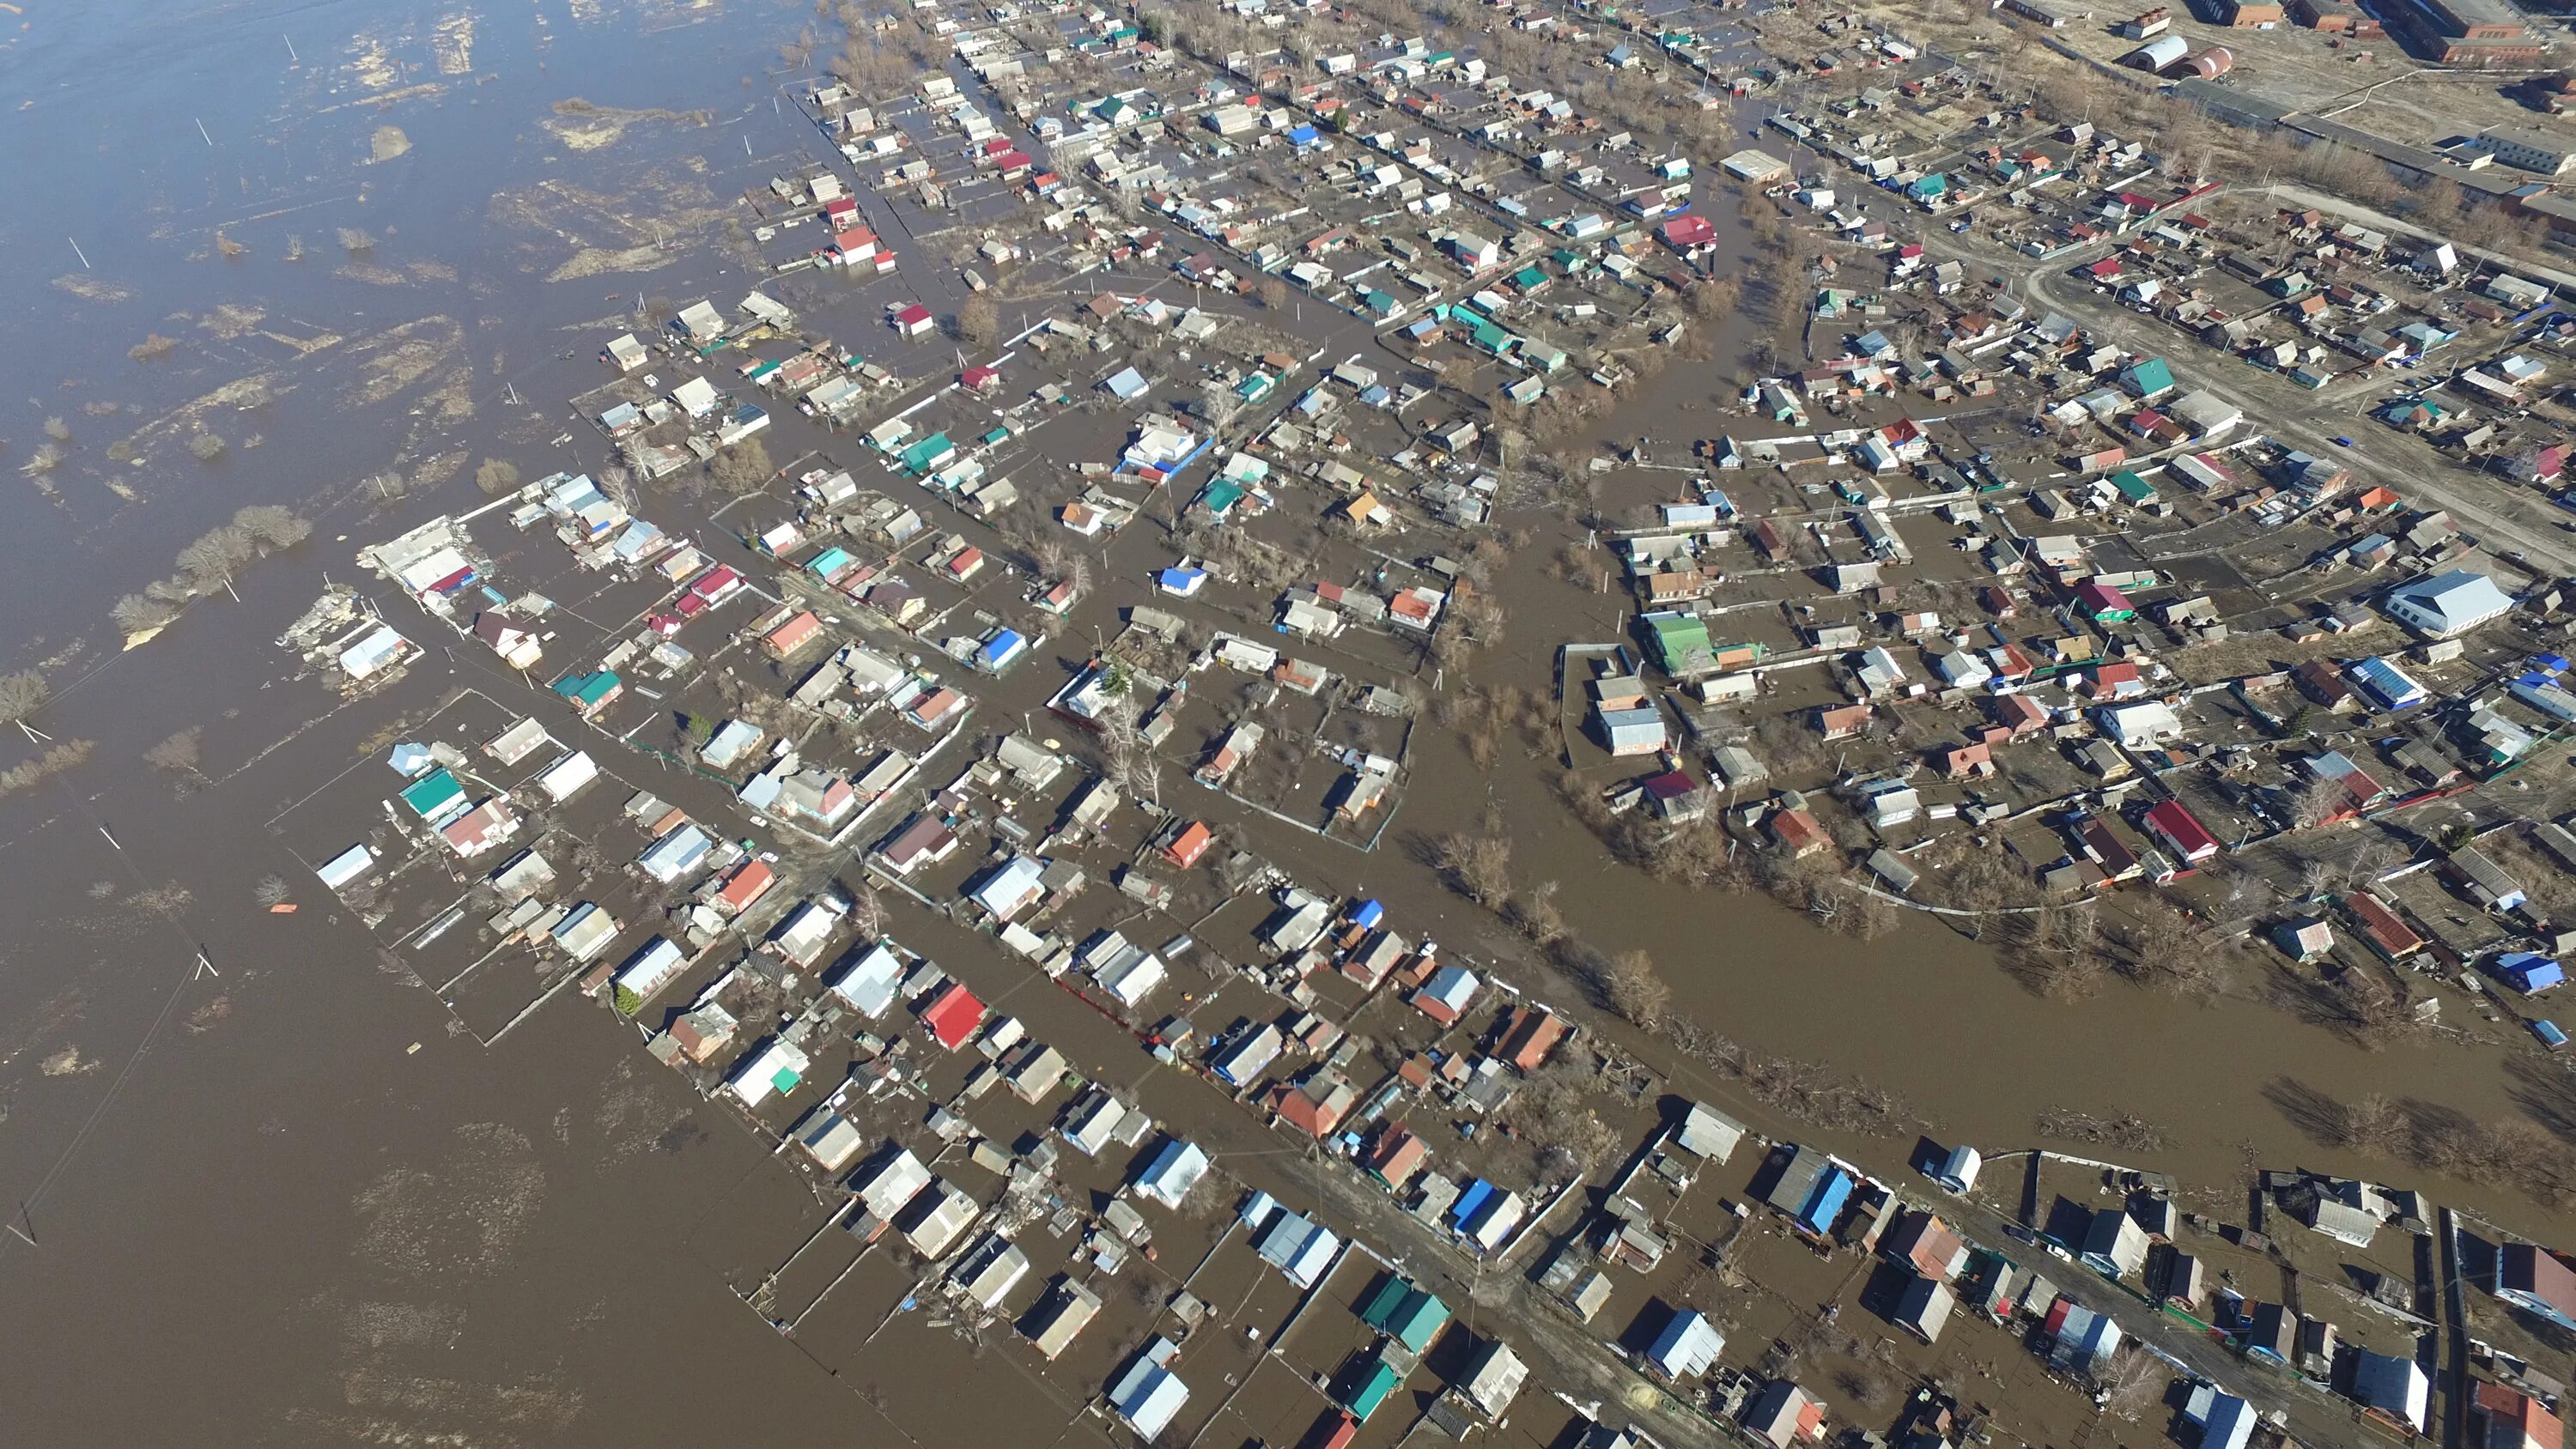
(2495, 953, 2566, 995)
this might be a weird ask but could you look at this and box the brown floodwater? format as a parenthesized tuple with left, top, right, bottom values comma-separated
(3, 0, 2573, 1443)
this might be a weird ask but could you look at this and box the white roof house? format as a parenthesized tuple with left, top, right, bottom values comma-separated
(1096, 950, 1167, 1008)
(551, 902, 619, 961)
(671, 375, 720, 417)
(674, 300, 726, 339)
(827, 943, 904, 1016)
(726, 1037, 811, 1109)
(947, 1232, 1031, 1311)
(1646, 1308, 1725, 1379)
(2384, 569, 2512, 639)
(2094, 700, 2183, 749)
(1212, 1022, 1284, 1085)
(316, 844, 376, 889)
(1020, 1279, 1103, 1361)
(1252, 1209, 1342, 1288)
(768, 900, 842, 967)
(638, 823, 713, 882)
(1064, 1092, 1133, 1156)
(1134, 1138, 1212, 1208)
(487, 717, 554, 765)
(2354, 1350, 2428, 1433)
(536, 749, 598, 803)
(969, 855, 1048, 922)
(792, 1107, 866, 1172)
(1108, 1344, 1190, 1440)
(1461, 1189, 1526, 1252)
(1674, 1103, 1746, 1163)
(1896, 1275, 1957, 1342)
(1932, 1144, 1983, 1194)
(611, 936, 688, 1002)
(897, 1178, 980, 1257)
(853, 1147, 933, 1220)
(1460, 1341, 1528, 1418)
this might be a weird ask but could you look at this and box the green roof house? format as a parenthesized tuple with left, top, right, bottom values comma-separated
(553, 670, 623, 714)
(1643, 611, 1714, 674)
(2119, 357, 2175, 402)
(898, 432, 957, 475)
(1338, 1353, 1405, 1420)
(400, 768, 465, 820)
(1359, 1278, 1451, 1353)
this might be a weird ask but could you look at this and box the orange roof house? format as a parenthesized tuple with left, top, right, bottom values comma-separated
(1163, 821, 1214, 869)
(1362, 1126, 1429, 1189)
(714, 860, 777, 916)
(763, 609, 823, 658)
(1496, 1006, 1567, 1072)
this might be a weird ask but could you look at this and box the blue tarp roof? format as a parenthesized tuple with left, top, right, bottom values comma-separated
(2500, 953, 2565, 991)
(1351, 899, 1385, 929)
(1450, 1179, 1494, 1226)
(1796, 1167, 1854, 1234)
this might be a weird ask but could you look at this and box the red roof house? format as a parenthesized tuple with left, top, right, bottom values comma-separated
(919, 982, 986, 1050)
(1658, 215, 1716, 249)
(2073, 580, 2135, 620)
(2344, 891, 2424, 961)
(2084, 661, 2143, 698)
(2142, 800, 2220, 864)
(1769, 807, 1830, 858)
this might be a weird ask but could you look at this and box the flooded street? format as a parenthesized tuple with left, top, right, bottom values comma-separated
(3, 0, 2573, 1444)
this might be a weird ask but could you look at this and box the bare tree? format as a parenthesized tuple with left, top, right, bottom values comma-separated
(143, 726, 207, 780)
(2290, 774, 2349, 830)
(1508, 878, 1567, 944)
(1598, 947, 1671, 1028)
(112, 594, 179, 634)
(707, 437, 775, 494)
(233, 505, 311, 551)
(957, 294, 1000, 349)
(850, 882, 885, 941)
(0, 669, 50, 726)
(174, 525, 256, 593)
(1437, 829, 1513, 910)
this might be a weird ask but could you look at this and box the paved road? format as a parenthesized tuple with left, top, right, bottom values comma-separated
(1729, 117, 2576, 578)
(2015, 256, 2576, 578)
